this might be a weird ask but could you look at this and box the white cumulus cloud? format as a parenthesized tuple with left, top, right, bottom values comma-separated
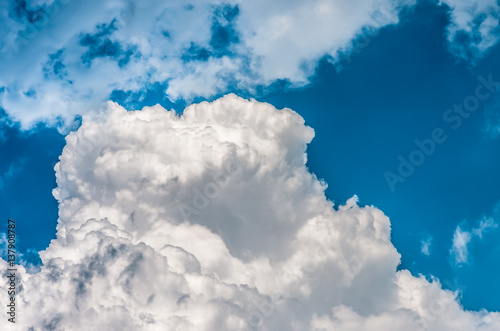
(1, 95, 500, 330)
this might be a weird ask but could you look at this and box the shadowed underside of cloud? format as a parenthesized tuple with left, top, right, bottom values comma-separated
(1, 0, 497, 130)
(1, 95, 499, 330)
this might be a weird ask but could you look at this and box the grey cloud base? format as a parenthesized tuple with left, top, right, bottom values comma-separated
(1, 95, 499, 330)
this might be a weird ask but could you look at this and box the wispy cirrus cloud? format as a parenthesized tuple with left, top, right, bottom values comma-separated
(450, 217, 498, 266)
(421, 234, 433, 256)
(441, 0, 500, 61)
(451, 225, 472, 265)
(483, 99, 500, 139)
(0, 158, 26, 190)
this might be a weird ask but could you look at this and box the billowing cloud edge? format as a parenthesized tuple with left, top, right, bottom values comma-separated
(1, 94, 499, 330)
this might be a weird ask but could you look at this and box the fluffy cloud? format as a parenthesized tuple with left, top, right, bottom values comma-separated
(1, 95, 500, 330)
(0, 0, 416, 129)
(441, 0, 500, 61)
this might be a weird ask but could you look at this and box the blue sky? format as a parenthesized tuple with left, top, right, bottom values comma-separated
(262, 2, 500, 311)
(1, 0, 500, 329)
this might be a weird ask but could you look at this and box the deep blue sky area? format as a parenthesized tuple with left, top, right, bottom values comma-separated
(1, 0, 500, 313)
(0, 121, 65, 265)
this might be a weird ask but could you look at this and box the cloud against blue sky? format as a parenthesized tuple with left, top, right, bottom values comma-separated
(2, 95, 500, 330)
(1, 0, 500, 330)
(450, 213, 498, 266)
(441, 0, 500, 61)
(1, 0, 498, 129)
